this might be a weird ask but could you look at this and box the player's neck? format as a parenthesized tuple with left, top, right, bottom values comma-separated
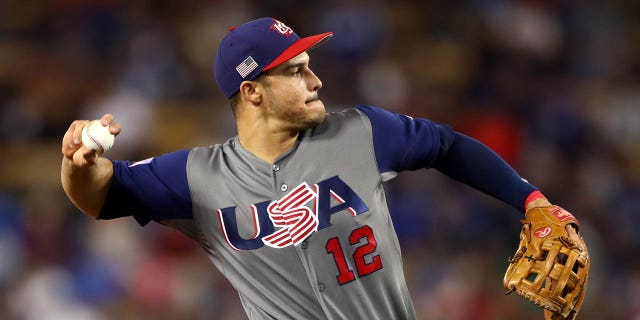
(237, 123, 300, 164)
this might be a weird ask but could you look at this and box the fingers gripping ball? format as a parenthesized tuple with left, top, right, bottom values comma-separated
(81, 120, 115, 153)
(504, 206, 590, 320)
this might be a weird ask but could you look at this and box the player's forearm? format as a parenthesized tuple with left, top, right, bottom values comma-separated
(434, 132, 537, 212)
(61, 156, 114, 218)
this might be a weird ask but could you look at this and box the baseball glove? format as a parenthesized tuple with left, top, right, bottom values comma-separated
(504, 205, 590, 320)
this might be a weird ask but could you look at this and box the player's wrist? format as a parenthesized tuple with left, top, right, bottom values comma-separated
(523, 190, 551, 212)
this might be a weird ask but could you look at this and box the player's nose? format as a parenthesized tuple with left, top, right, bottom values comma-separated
(307, 69, 322, 92)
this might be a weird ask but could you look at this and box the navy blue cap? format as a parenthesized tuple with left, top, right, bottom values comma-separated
(214, 17, 333, 98)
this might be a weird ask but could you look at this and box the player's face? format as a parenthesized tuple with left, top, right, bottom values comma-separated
(259, 52, 326, 131)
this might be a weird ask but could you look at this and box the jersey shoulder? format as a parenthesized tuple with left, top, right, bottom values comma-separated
(311, 106, 375, 136)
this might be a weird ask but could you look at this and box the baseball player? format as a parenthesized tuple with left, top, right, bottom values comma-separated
(61, 18, 588, 319)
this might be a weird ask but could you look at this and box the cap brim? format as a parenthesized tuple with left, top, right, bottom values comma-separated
(263, 32, 333, 71)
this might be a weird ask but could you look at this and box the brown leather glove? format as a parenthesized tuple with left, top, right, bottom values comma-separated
(504, 205, 590, 319)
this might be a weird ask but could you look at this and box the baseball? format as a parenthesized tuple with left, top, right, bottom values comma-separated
(81, 120, 115, 153)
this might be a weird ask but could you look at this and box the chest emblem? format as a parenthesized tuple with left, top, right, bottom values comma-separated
(262, 182, 318, 248)
(217, 176, 369, 251)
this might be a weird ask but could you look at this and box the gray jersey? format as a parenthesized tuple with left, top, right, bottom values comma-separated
(189, 108, 413, 319)
(100, 106, 450, 319)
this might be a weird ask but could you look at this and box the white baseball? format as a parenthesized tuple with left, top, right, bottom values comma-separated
(81, 120, 115, 153)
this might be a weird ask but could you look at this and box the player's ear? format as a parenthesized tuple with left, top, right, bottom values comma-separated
(239, 80, 262, 105)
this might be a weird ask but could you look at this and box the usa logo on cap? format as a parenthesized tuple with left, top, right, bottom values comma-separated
(236, 56, 258, 78)
(271, 20, 293, 37)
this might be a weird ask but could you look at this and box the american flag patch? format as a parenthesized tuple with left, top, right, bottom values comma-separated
(236, 56, 258, 78)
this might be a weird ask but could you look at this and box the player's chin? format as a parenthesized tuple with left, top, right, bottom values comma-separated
(307, 100, 326, 116)
(302, 103, 326, 128)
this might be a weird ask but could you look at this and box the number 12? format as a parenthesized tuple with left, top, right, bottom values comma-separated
(325, 225, 383, 285)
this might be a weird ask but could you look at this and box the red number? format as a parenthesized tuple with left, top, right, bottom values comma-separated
(325, 225, 383, 285)
(350, 225, 383, 277)
(326, 237, 356, 284)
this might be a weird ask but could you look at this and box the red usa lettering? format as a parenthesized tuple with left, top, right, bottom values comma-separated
(271, 20, 293, 37)
(550, 206, 575, 222)
(217, 176, 369, 251)
(262, 182, 319, 248)
(534, 226, 553, 238)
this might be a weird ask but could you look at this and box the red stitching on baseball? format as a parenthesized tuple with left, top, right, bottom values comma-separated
(87, 121, 104, 152)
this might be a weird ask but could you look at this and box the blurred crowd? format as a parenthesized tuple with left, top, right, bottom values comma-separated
(1, 0, 639, 319)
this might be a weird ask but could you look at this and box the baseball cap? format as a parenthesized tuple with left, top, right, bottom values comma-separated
(214, 17, 333, 98)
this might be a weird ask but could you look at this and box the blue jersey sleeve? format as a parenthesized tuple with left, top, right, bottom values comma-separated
(356, 105, 537, 212)
(99, 149, 193, 225)
(356, 106, 446, 172)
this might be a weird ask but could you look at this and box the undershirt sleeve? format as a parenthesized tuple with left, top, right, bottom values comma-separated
(356, 105, 537, 212)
